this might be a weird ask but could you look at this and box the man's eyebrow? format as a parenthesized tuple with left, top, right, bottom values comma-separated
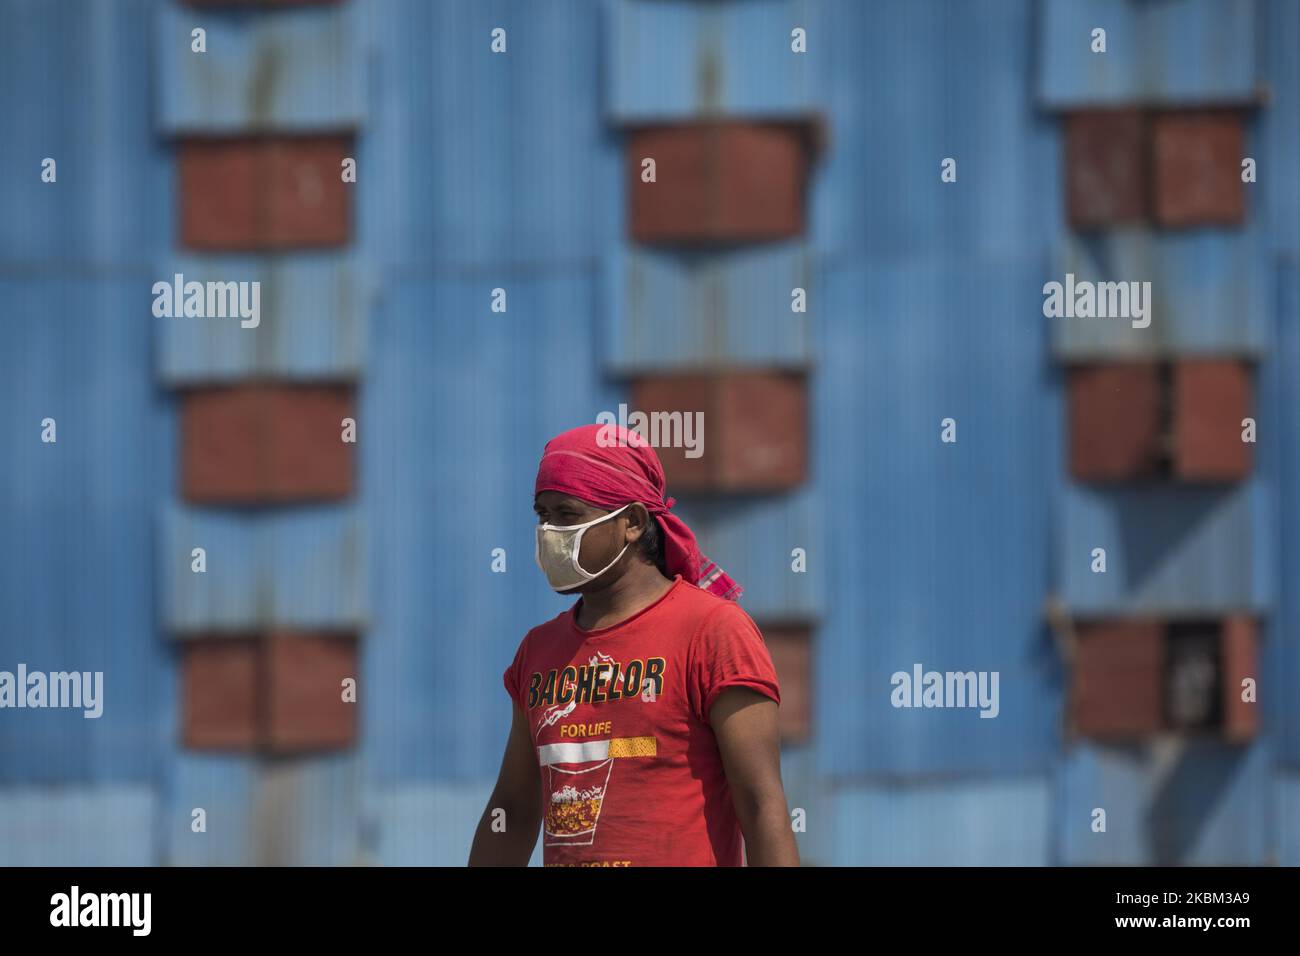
(537, 496, 582, 509)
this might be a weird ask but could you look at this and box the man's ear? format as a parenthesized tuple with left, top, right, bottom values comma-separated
(625, 503, 650, 543)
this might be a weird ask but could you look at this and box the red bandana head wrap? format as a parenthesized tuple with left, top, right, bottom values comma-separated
(534, 424, 742, 602)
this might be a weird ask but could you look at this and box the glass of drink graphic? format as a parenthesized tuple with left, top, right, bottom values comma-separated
(543, 758, 614, 846)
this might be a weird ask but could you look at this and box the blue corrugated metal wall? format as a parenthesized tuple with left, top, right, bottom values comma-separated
(362, 274, 620, 786)
(0, 0, 176, 831)
(1037, 0, 1259, 107)
(815, 258, 1062, 782)
(2, 0, 1297, 866)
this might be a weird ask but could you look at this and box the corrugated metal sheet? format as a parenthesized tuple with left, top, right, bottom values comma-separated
(811, 0, 1061, 264)
(1060, 483, 1266, 616)
(164, 754, 360, 866)
(0, 787, 156, 866)
(601, 243, 813, 372)
(363, 783, 532, 866)
(0, 0, 171, 270)
(603, 0, 817, 122)
(813, 259, 1063, 779)
(1037, 0, 1260, 108)
(161, 754, 257, 866)
(773, 743, 831, 863)
(361, 0, 617, 272)
(824, 776, 1051, 865)
(1271, 263, 1300, 765)
(361, 273, 620, 783)
(253, 755, 360, 865)
(161, 505, 366, 634)
(673, 490, 821, 623)
(0, 281, 174, 786)
(2, 0, 1297, 868)
(1056, 740, 1271, 864)
(1050, 229, 1270, 359)
(1276, 772, 1300, 865)
(156, 1, 367, 134)
(157, 254, 369, 384)
(1261, 0, 1300, 259)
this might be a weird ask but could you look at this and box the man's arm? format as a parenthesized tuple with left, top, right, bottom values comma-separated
(710, 687, 801, 866)
(468, 704, 543, 866)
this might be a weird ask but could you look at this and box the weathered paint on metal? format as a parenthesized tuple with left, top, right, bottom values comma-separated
(1060, 482, 1267, 616)
(161, 755, 257, 866)
(164, 753, 361, 866)
(602, 243, 813, 372)
(1037, 0, 1260, 108)
(603, 0, 817, 122)
(1050, 229, 1270, 359)
(156, 0, 367, 133)
(1056, 739, 1271, 864)
(0, 787, 157, 866)
(158, 255, 368, 384)
(162, 505, 367, 635)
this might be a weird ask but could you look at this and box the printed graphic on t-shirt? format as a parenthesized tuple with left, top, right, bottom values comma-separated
(529, 650, 664, 848)
(543, 759, 613, 846)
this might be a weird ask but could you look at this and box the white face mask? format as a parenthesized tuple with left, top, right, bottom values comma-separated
(535, 504, 632, 592)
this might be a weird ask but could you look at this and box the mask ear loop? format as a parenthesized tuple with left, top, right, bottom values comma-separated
(541, 502, 632, 533)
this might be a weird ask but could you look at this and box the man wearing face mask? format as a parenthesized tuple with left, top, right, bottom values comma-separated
(468, 423, 800, 867)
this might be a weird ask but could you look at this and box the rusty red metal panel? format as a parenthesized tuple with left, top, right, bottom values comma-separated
(1221, 616, 1258, 744)
(1064, 110, 1149, 229)
(627, 122, 812, 244)
(629, 371, 807, 492)
(761, 624, 811, 744)
(178, 136, 352, 250)
(627, 375, 714, 490)
(264, 633, 358, 753)
(715, 371, 807, 490)
(1071, 620, 1165, 740)
(1173, 359, 1253, 481)
(180, 633, 357, 754)
(182, 638, 261, 750)
(181, 384, 354, 504)
(178, 139, 259, 251)
(1153, 110, 1246, 228)
(1068, 363, 1163, 481)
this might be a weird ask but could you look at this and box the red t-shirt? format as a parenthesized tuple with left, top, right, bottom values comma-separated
(502, 575, 781, 867)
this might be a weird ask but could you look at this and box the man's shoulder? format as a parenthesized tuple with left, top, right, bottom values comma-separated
(684, 578, 755, 614)
(516, 606, 574, 652)
(671, 584, 758, 636)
